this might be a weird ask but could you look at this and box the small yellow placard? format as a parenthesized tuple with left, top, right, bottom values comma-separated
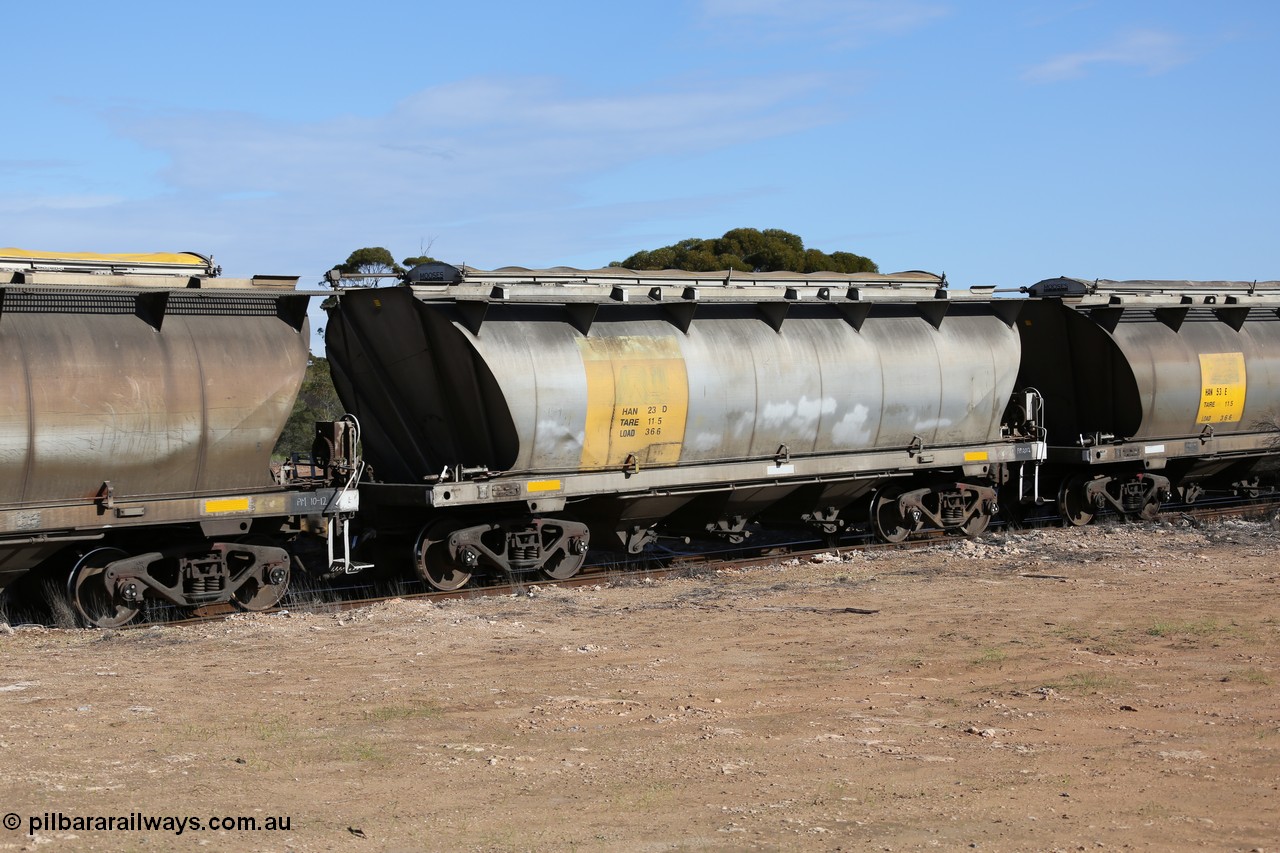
(1196, 352, 1246, 425)
(526, 480, 562, 493)
(204, 497, 251, 514)
(963, 451, 989, 462)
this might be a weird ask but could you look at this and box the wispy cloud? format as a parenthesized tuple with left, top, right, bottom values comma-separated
(4, 72, 843, 273)
(1024, 30, 1190, 83)
(100, 74, 835, 212)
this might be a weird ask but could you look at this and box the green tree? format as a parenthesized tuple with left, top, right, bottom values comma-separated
(828, 251, 876, 273)
(335, 247, 404, 287)
(610, 227, 876, 274)
(273, 356, 343, 459)
(401, 255, 439, 268)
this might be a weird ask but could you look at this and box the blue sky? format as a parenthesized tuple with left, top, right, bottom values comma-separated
(5, 1, 1277, 347)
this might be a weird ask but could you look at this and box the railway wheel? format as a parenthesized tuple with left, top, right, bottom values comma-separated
(67, 547, 141, 629)
(870, 486, 913, 543)
(539, 529, 588, 582)
(231, 537, 291, 612)
(540, 556, 584, 581)
(414, 521, 472, 592)
(1058, 475, 1096, 527)
(960, 509, 991, 538)
(1137, 498, 1162, 522)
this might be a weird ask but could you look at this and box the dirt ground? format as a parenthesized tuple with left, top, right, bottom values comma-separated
(0, 518, 1277, 852)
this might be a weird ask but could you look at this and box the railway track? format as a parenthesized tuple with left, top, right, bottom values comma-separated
(17, 491, 1264, 632)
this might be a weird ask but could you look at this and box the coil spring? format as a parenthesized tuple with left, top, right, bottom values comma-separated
(1121, 482, 1145, 511)
(512, 545, 539, 562)
(185, 575, 225, 595)
(941, 496, 965, 525)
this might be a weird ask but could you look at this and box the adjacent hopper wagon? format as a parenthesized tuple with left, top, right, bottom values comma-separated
(0, 249, 359, 627)
(1018, 277, 1280, 523)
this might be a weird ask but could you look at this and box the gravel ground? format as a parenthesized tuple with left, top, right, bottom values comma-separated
(1, 519, 1277, 852)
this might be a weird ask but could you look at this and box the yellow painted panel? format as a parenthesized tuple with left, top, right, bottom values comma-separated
(578, 336, 688, 468)
(0, 248, 208, 267)
(204, 497, 251, 514)
(963, 451, 989, 462)
(526, 479, 562, 493)
(1196, 352, 1246, 425)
